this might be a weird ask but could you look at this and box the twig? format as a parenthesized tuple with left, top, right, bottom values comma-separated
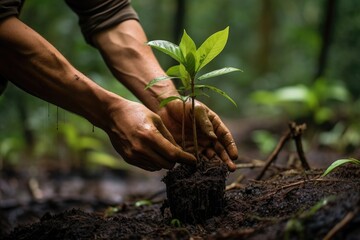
(226, 175, 245, 191)
(256, 130, 291, 180)
(259, 178, 348, 200)
(256, 122, 311, 180)
(323, 207, 359, 240)
(289, 122, 310, 170)
(236, 161, 264, 169)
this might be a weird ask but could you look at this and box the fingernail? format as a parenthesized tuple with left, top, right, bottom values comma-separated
(209, 131, 217, 139)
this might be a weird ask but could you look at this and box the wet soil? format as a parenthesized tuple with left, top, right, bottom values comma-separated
(2, 164, 360, 240)
(163, 157, 228, 223)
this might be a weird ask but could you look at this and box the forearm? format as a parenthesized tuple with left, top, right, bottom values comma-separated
(92, 20, 179, 112)
(0, 17, 124, 131)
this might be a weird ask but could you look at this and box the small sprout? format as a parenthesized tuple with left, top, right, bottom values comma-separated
(284, 219, 304, 240)
(170, 218, 182, 227)
(300, 196, 335, 219)
(134, 199, 152, 207)
(104, 206, 120, 218)
(322, 158, 360, 177)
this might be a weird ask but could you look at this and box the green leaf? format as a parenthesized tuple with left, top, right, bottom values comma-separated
(196, 26, 229, 71)
(198, 67, 242, 80)
(159, 96, 187, 107)
(179, 64, 191, 89)
(166, 65, 181, 77)
(145, 76, 177, 90)
(147, 40, 184, 63)
(196, 84, 237, 107)
(184, 52, 197, 77)
(179, 30, 198, 76)
(179, 30, 197, 58)
(322, 158, 360, 177)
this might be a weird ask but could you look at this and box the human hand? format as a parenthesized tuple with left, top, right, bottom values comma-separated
(105, 100, 196, 171)
(157, 99, 238, 171)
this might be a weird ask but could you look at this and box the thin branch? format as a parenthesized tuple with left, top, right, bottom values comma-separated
(289, 122, 310, 170)
(323, 207, 359, 240)
(256, 130, 291, 180)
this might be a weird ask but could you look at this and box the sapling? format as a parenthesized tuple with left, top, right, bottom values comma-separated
(145, 26, 241, 162)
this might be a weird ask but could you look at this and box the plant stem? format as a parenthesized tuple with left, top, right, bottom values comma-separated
(182, 101, 185, 150)
(191, 78, 199, 162)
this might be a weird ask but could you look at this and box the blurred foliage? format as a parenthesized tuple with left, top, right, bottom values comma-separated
(1, 0, 360, 170)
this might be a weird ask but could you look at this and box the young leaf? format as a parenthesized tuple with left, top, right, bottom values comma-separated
(196, 84, 237, 107)
(179, 30, 197, 58)
(322, 158, 360, 177)
(145, 76, 177, 90)
(198, 67, 242, 81)
(196, 26, 229, 71)
(166, 65, 181, 77)
(159, 96, 188, 107)
(147, 40, 184, 63)
(179, 30, 198, 76)
(184, 52, 197, 77)
(179, 64, 191, 89)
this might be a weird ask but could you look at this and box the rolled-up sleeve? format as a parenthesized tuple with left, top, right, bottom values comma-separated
(65, 0, 139, 46)
(0, 0, 22, 21)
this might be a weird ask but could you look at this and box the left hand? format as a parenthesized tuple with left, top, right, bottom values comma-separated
(157, 99, 238, 171)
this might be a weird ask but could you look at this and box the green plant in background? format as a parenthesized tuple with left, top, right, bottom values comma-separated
(146, 26, 241, 161)
(251, 78, 350, 124)
(58, 122, 129, 170)
(322, 158, 360, 177)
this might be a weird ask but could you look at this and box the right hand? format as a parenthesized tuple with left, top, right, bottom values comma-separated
(105, 100, 197, 171)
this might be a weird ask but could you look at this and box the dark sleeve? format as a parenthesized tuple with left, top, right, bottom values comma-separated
(65, 0, 139, 46)
(0, 0, 22, 21)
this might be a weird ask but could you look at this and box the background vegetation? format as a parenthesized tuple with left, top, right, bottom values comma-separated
(1, 0, 359, 171)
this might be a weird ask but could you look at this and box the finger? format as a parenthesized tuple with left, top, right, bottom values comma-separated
(210, 114, 238, 160)
(136, 148, 176, 170)
(153, 116, 178, 146)
(213, 142, 237, 172)
(147, 127, 197, 165)
(194, 105, 217, 140)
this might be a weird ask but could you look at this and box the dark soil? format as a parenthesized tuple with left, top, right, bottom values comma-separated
(3, 164, 360, 240)
(163, 156, 228, 223)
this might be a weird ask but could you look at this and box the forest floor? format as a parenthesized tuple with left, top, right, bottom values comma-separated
(1, 120, 360, 239)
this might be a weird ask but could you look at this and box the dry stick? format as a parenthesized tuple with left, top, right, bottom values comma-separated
(256, 130, 291, 180)
(323, 207, 359, 240)
(289, 122, 310, 170)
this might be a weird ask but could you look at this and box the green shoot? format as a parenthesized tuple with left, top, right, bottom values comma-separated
(134, 199, 153, 207)
(146, 27, 241, 161)
(170, 218, 182, 228)
(322, 158, 360, 177)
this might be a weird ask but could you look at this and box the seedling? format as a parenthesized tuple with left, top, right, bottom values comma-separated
(134, 199, 153, 207)
(146, 26, 241, 161)
(322, 158, 360, 177)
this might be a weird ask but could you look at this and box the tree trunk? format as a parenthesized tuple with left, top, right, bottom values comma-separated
(314, 0, 338, 80)
(174, 0, 186, 42)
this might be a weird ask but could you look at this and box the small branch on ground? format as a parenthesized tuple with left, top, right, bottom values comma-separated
(323, 206, 359, 240)
(256, 122, 311, 180)
(226, 175, 245, 191)
(289, 122, 310, 170)
(256, 129, 291, 180)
